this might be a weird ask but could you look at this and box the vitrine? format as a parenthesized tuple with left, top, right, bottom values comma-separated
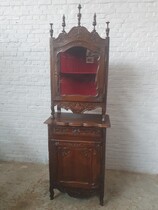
(45, 4, 110, 206)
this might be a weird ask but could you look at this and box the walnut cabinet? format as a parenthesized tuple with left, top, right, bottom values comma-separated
(44, 4, 110, 206)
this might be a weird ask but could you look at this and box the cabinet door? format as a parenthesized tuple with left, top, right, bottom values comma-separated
(52, 141, 102, 189)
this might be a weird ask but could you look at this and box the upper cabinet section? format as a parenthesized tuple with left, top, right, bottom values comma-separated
(49, 4, 110, 103)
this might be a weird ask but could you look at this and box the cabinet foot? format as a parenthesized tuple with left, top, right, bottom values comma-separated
(99, 193, 104, 206)
(50, 190, 54, 200)
(99, 197, 104, 206)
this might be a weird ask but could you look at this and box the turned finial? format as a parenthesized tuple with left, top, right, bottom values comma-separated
(62, 15, 66, 33)
(93, 13, 97, 32)
(50, 23, 53, 37)
(106, 21, 110, 37)
(77, 4, 82, 26)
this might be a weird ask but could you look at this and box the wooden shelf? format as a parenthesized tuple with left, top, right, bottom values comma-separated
(44, 113, 111, 128)
(61, 72, 96, 75)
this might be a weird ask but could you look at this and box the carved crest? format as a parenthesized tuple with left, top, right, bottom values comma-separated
(53, 26, 105, 48)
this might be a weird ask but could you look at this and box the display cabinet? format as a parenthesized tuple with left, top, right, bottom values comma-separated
(45, 4, 110, 205)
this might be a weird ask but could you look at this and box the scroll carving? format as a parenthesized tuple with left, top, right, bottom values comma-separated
(93, 144, 101, 156)
(61, 143, 82, 147)
(61, 149, 70, 157)
(54, 102, 102, 114)
(80, 149, 92, 159)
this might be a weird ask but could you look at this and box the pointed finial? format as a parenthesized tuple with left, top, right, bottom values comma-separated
(106, 21, 110, 37)
(62, 15, 66, 32)
(77, 4, 82, 26)
(93, 13, 97, 32)
(50, 23, 53, 37)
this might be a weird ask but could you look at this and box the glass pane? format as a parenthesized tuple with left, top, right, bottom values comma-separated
(59, 47, 99, 96)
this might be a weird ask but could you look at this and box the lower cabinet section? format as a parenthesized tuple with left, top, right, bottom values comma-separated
(47, 125, 107, 206)
(51, 140, 102, 189)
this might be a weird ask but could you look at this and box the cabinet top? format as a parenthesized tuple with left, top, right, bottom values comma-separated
(44, 113, 110, 128)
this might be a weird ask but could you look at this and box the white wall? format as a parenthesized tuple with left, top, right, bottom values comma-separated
(0, 0, 158, 174)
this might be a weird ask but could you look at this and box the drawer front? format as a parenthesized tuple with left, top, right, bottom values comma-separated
(49, 126, 102, 139)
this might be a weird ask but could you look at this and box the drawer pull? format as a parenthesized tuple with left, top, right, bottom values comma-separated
(72, 128, 80, 135)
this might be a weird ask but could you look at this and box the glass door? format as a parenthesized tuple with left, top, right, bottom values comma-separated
(59, 47, 99, 96)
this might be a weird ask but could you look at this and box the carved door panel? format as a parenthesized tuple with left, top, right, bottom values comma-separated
(53, 141, 102, 189)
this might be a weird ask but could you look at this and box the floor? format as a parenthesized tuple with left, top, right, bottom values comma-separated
(0, 161, 158, 210)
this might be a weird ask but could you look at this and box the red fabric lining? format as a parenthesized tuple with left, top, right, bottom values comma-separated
(60, 77, 97, 95)
(60, 52, 97, 74)
(60, 52, 97, 95)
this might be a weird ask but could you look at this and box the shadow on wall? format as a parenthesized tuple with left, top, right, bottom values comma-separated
(106, 62, 144, 172)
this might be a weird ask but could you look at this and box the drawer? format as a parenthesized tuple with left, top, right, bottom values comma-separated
(49, 125, 102, 139)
